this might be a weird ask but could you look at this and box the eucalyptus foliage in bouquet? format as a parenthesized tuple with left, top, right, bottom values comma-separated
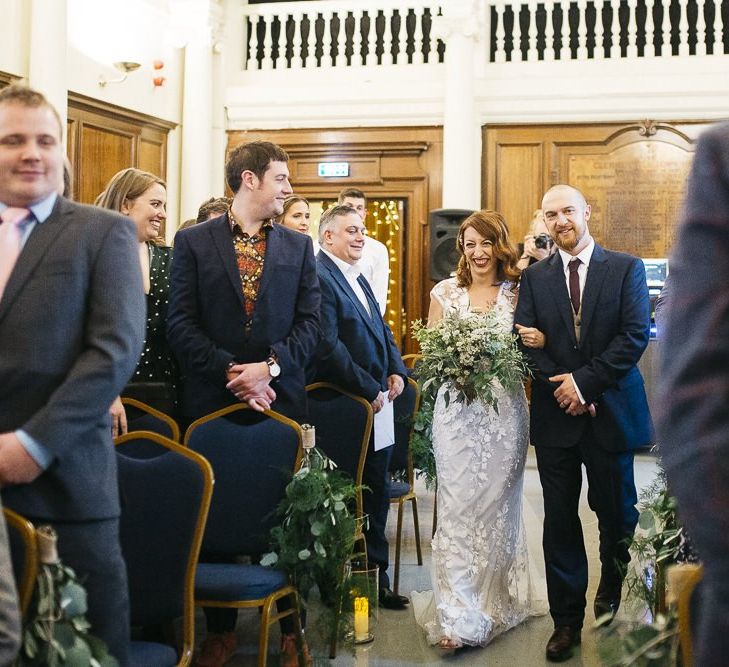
(409, 309, 530, 486)
(413, 308, 528, 407)
(261, 445, 360, 605)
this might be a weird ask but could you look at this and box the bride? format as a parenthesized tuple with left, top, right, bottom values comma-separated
(412, 210, 547, 649)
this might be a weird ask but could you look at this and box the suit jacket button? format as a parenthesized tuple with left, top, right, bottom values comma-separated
(573, 345, 578, 350)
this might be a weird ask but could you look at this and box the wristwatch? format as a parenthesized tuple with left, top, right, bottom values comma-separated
(266, 356, 281, 378)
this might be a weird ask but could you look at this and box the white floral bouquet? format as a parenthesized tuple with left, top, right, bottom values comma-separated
(412, 306, 529, 408)
(409, 308, 529, 486)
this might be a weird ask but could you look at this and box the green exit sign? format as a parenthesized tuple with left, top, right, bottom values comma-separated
(318, 162, 350, 177)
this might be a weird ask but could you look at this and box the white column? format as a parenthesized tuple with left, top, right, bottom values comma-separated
(28, 0, 68, 137)
(434, 0, 482, 210)
(180, 22, 214, 222)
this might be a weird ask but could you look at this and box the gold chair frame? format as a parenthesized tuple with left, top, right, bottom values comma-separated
(2, 507, 38, 618)
(390, 377, 423, 595)
(121, 396, 181, 442)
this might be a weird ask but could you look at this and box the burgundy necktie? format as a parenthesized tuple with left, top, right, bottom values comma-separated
(0, 207, 31, 300)
(568, 258, 581, 314)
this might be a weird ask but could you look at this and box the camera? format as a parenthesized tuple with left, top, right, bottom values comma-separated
(534, 233, 554, 250)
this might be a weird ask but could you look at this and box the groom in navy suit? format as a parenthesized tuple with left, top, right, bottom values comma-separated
(313, 204, 409, 610)
(515, 184, 653, 661)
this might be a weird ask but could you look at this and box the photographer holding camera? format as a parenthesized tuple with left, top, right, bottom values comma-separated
(517, 209, 556, 270)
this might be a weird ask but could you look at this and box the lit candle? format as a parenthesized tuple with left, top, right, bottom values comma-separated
(301, 424, 315, 451)
(353, 596, 369, 641)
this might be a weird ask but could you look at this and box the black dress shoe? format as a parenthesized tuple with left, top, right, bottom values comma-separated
(379, 587, 409, 610)
(546, 626, 580, 662)
(594, 578, 622, 624)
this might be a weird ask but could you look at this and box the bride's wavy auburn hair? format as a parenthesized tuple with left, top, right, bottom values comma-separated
(455, 210, 521, 288)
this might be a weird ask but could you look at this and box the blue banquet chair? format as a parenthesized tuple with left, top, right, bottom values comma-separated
(305, 382, 373, 550)
(115, 431, 214, 667)
(184, 405, 305, 667)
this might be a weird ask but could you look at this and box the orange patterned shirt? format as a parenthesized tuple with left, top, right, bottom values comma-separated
(229, 212, 273, 330)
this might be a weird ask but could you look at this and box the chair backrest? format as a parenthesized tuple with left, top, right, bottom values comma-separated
(121, 397, 180, 442)
(305, 382, 372, 518)
(401, 353, 422, 370)
(2, 508, 38, 618)
(115, 431, 213, 657)
(184, 405, 303, 557)
(389, 378, 421, 484)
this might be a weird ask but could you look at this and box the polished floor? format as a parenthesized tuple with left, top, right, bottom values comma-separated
(206, 450, 659, 666)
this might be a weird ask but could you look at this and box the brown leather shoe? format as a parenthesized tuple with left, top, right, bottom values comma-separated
(594, 577, 622, 624)
(280, 632, 312, 667)
(194, 631, 237, 667)
(546, 626, 581, 662)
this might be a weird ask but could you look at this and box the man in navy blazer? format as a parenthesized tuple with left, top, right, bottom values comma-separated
(514, 185, 653, 661)
(0, 86, 146, 665)
(313, 204, 409, 610)
(167, 141, 319, 666)
(167, 141, 319, 424)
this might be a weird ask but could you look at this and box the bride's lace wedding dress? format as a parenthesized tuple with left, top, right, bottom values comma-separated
(412, 278, 548, 647)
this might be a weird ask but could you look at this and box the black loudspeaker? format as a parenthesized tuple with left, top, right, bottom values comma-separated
(429, 208, 474, 282)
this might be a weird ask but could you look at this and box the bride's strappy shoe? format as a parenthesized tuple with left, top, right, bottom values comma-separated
(437, 637, 463, 651)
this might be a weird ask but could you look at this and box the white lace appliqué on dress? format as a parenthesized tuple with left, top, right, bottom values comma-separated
(411, 278, 548, 647)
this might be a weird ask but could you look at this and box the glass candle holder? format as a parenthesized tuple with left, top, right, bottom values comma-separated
(347, 563, 378, 644)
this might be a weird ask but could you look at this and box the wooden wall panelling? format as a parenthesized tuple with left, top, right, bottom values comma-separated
(493, 141, 544, 240)
(226, 127, 443, 353)
(67, 93, 175, 234)
(139, 127, 167, 179)
(78, 123, 136, 204)
(556, 125, 696, 256)
(483, 121, 710, 258)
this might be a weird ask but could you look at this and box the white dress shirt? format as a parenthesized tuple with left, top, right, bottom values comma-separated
(557, 237, 595, 404)
(320, 248, 371, 317)
(357, 236, 389, 316)
(557, 237, 595, 300)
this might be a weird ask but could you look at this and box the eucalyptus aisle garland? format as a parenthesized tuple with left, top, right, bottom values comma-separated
(261, 446, 361, 605)
(19, 526, 117, 667)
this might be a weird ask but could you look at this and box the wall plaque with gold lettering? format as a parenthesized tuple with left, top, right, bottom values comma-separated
(567, 140, 692, 257)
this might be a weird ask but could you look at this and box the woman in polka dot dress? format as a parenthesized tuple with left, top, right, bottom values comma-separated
(98, 168, 178, 434)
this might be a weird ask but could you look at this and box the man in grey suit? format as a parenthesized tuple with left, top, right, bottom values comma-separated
(0, 85, 145, 665)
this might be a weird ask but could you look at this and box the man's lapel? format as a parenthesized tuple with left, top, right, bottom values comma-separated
(0, 197, 71, 324)
(319, 252, 381, 340)
(579, 243, 609, 342)
(256, 223, 280, 303)
(209, 214, 246, 309)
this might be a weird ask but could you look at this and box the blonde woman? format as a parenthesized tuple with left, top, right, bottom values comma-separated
(98, 168, 177, 430)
